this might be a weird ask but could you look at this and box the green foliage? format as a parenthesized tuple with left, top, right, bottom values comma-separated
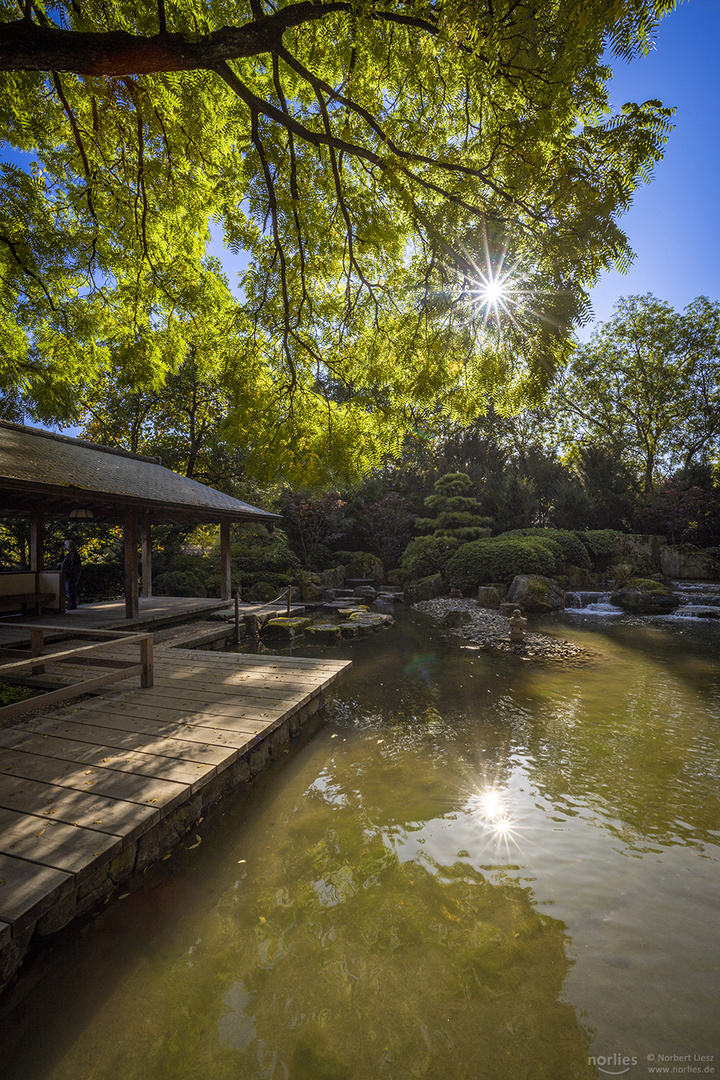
(229, 524, 299, 588)
(343, 552, 385, 583)
(414, 472, 492, 543)
(503, 529, 591, 569)
(446, 536, 562, 590)
(0, 681, 35, 706)
(80, 562, 124, 601)
(401, 536, 458, 580)
(354, 494, 414, 571)
(0, 3, 675, 482)
(550, 295, 720, 493)
(576, 529, 620, 563)
(279, 491, 348, 569)
(154, 570, 207, 598)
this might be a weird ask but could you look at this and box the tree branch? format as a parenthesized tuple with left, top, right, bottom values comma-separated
(0, 3, 350, 74)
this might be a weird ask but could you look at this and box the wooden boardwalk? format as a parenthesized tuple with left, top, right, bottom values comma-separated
(0, 644, 350, 982)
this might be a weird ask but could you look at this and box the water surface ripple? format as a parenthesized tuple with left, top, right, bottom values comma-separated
(1, 613, 718, 1079)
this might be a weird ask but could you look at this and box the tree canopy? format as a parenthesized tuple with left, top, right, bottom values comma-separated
(550, 293, 720, 492)
(0, 0, 676, 481)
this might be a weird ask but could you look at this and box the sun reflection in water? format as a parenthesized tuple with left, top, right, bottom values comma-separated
(467, 785, 526, 859)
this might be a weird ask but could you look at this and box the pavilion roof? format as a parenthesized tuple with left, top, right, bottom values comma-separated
(0, 422, 280, 524)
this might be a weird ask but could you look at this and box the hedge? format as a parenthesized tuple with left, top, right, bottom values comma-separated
(503, 529, 591, 569)
(446, 535, 563, 589)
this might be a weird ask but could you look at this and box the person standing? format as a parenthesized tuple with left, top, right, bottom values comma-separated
(61, 540, 82, 610)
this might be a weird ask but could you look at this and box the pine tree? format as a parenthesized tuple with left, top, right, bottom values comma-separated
(416, 473, 493, 545)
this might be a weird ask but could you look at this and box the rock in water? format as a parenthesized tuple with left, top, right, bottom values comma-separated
(508, 575, 565, 613)
(611, 578, 679, 615)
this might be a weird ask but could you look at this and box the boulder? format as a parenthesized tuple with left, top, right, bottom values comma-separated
(565, 566, 599, 589)
(507, 575, 565, 613)
(353, 585, 378, 601)
(321, 566, 346, 588)
(263, 617, 313, 639)
(477, 586, 501, 609)
(611, 534, 667, 575)
(441, 608, 472, 628)
(611, 578, 679, 614)
(404, 573, 444, 605)
(305, 623, 343, 644)
(659, 544, 720, 581)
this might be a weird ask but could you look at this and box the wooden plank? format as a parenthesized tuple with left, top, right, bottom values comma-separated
(0, 717, 237, 768)
(39, 708, 272, 751)
(0, 853, 73, 931)
(74, 698, 288, 726)
(81, 690, 294, 720)
(114, 682, 311, 707)
(0, 734, 216, 793)
(0, 774, 159, 839)
(0, 807, 121, 882)
(0, 747, 189, 812)
(0, 918, 10, 951)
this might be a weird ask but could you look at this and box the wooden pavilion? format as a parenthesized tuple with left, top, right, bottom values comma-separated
(0, 421, 281, 620)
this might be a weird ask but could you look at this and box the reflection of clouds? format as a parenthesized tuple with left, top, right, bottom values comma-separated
(218, 981, 256, 1051)
(312, 865, 357, 908)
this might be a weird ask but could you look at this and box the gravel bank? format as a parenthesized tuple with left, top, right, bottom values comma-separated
(413, 598, 597, 663)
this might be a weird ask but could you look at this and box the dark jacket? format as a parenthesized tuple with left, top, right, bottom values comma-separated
(61, 550, 82, 580)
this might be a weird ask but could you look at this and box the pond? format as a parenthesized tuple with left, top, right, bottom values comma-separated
(1, 610, 719, 1080)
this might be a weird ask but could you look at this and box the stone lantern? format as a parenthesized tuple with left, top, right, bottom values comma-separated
(508, 608, 527, 643)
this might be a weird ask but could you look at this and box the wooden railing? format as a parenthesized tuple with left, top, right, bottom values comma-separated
(0, 625, 153, 721)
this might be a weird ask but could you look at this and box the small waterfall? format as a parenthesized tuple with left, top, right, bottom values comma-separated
(563, 590, 622, 616)
(669, 582, 720, 620)
(563, 581, 720, 619)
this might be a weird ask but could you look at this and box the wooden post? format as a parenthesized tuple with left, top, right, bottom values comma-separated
(141, 519, 153, 598)
(29, 508, 45, 614)
(234, 590, 240, 644)
(286, 586, 291, 616)
(29, 508, 44, 572)
(140, 635, 154, 688)
(220, 519, 231, 601)
(30, 627, 45, 675)
(123, 507, 139, 620)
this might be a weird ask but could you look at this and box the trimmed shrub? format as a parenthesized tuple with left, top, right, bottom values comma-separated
(401, 535, 457, 579)
(446, 536, 563, 590)
(247, 581, 279, 602)
(575, 529, 620, 565)
(154, 571, 207, 597)
(504, 529, 591, 569)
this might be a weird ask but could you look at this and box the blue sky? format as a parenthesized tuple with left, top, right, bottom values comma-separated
(583, 0, 720, 331)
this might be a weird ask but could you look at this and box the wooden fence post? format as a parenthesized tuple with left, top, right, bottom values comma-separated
(140, 635, 154, 688)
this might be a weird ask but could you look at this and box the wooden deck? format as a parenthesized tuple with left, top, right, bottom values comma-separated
(0, 643, 350, 982)
(0, 594, 295, 634)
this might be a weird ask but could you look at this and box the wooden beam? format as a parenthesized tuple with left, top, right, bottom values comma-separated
(141, 519, 152, 598)
(220, 519, 231, 601)
(123, 507, 139, 620)
(29, 508, 44, 573)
